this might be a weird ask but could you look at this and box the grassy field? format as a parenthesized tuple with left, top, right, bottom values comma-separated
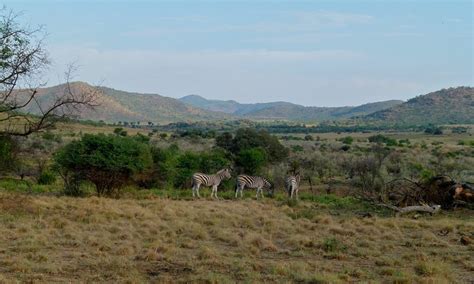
(0, 122, 472, 282)
(0, 192, 473, 283)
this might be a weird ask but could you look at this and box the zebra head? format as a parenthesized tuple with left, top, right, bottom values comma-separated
(217, 168, 232, 180)
(264, 179, 274, 196)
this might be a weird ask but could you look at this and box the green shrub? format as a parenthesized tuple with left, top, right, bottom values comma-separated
(54, 134, 152, 197)
(304, 135, 314, 141)
(341, 136, 353, 145)
(236, 147, 267, 175)
(368, 134, 397, 146)
(37, 171, 56, 185)
(113, 127, 127, 136)
(424, 125, 443, 135)
(321, 237, 346, 253)
(42, 131, 56, 141)
(0, 135, 18, 171)
(216, 128, 289, 164)
(149, 145, 231, 189)
(291, 145, 304, 152)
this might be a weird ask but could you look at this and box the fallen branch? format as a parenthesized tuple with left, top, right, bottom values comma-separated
(377, 203, 441, 217)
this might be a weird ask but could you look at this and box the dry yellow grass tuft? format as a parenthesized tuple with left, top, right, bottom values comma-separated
(0, 193, 473, 282)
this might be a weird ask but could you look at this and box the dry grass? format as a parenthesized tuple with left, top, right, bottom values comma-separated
(0, 192, 473, 283)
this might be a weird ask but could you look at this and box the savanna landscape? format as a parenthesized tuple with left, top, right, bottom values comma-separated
(1, 2, 473, 283)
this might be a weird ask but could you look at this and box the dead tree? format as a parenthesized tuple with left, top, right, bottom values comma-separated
(377, 203, 441, 217)
(0, 8, 99, 136)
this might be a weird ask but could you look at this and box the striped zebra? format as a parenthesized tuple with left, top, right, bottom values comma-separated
(286, 173, 301, 200)
(235, 175, 273, 199)
(192, 168, 231, 199)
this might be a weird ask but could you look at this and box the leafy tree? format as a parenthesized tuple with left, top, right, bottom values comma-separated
(236, 147, 267, 175)
(215, 132, 233, 151)
(216, 128, 288, 163)
(113, 127, 127, 136)
(54, 134, 152, 197)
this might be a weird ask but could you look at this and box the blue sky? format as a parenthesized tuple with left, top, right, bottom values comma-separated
(5, 0, 473, 106)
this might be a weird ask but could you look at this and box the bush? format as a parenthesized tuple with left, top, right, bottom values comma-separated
(340, 136, 353, 145)
(37, 170, 56, 185)
(148, 145, 231, 189)
(113, 127, 127, 136)
(304, 135, 314, 141)
(0, 136, 18, 171)
(368, 134, 397, 146)
(291, 145, 304, 152)
(424, 125, 443, 135)
(54, 134, 152, 197)
(216, 128, 289, 164)
(236, 147, 267, 175)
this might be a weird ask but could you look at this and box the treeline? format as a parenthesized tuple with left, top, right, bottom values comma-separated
(150, 120, 457, 135)
(51, 128, 289, 197)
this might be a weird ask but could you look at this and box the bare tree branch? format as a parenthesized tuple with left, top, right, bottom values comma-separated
(0, 8, 99, 136)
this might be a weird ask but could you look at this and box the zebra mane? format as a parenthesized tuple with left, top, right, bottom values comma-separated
(216, 168, 230, 178)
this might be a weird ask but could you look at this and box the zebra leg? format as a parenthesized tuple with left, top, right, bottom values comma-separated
(192, 184, 196, 198)
(212, 185, 218, 199)
(296, 188, 299, 200)
(196, 184, 201, 198)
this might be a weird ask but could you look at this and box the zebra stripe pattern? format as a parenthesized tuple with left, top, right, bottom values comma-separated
(286, 174, 301, 200)
(235, 175, 272, 199)
(192, 168, 231, 199)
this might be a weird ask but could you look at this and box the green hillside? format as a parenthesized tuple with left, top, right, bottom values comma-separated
(366, 87, 474, 125)
(27, 82, 231, 124)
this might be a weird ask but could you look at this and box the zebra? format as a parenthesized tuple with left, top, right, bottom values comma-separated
(191, 168, 231, 199)
(235, 175, 273, 199)
(286, 173, 301, 200)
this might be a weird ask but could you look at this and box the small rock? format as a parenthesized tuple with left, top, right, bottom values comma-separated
(460, 236, 472, 245)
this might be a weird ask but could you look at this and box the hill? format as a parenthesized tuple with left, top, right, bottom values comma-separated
(26, 82, 231, 124)
(180, 95, 403, 121)
(179, 95, 299, 116)
(26, 83, 472, 125)
(366, 87, 474, 125)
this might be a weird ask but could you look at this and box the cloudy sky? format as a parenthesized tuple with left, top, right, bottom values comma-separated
(5, 0, 473, 106)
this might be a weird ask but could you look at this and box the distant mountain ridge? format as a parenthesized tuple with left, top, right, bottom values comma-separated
(26, 83, 472, 125)
(179, 95, 299, 116)
(180, 94, 403, 121)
